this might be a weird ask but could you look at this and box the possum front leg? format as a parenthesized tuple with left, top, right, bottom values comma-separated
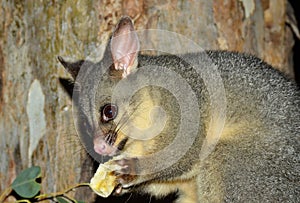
(144, 179, 199, 203)
(175, 179, 198, 203)
(111, 157, 139, 188)
(110, 156, 165, 187)
(111, 157, 199, 202)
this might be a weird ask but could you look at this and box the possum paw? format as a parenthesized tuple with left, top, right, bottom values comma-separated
(112, 158, 138, 187)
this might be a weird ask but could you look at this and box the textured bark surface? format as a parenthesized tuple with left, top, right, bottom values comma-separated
(0, 0, 297, 202)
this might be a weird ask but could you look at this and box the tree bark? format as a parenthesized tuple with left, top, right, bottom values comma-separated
(0, 0, 297, 202)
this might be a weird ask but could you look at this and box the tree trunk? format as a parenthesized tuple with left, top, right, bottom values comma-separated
(0, 0, 297, 202)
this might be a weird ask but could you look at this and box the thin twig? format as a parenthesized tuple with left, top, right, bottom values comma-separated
(0, 187, 12, 203)
(35, 183, 90, 201)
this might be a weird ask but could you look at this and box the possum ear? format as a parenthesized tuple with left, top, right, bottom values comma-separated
(110, 16, 140, 78)
(57, 56, 94, 98)
(57, 56, 86, 80)
(58, 78, 74, 98)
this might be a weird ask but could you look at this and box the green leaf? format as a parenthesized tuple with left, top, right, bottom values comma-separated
(11, 166, 41, 198)
(56, 196, 69, 203)
(56, 196, 85, 203)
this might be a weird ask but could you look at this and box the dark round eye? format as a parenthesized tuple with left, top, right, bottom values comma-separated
(101, 104, 118, 122)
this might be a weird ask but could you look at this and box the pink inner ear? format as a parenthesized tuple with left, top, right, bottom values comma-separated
(111, 17, 140, 77)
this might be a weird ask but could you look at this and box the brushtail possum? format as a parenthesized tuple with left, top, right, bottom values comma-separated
(58, 16, 300, 203)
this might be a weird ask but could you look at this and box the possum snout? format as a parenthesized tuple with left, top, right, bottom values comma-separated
(93, 136, 117, 156)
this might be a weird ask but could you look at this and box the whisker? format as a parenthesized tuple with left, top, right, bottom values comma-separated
(124, 193, 133, 203)
(148, 195, 152, 203)
(115, 101, 144, 133)
(114, 109, 131, 132)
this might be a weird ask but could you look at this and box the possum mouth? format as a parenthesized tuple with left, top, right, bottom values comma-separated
(93, 130, 128, 157)
(104, 130, 129, 153)
(116, 137, 128, 151)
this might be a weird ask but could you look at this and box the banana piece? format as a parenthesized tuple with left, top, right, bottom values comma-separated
(90, 163, 118, 197)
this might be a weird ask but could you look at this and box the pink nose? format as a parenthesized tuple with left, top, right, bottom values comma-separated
(93, 136, 116, 156)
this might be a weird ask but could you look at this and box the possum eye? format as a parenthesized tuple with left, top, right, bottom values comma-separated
(101, 104, 118, 122)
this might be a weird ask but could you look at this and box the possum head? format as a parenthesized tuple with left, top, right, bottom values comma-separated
(58, 17, 177, 164)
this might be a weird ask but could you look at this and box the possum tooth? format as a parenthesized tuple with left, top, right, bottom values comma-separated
(90, 164, 117, 198)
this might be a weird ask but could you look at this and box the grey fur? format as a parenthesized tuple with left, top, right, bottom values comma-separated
(60, 49, 300, 202)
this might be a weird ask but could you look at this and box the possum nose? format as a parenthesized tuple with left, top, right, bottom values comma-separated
(93, 136, 116, 156)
